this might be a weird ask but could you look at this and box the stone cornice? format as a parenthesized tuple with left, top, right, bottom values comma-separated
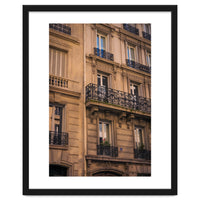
(85, 155, 151, 165)
(50, 86, 81, 98)
(49, 29, 80, 45)
(119, 28, 151, 46)
(87, 54, 151, 78)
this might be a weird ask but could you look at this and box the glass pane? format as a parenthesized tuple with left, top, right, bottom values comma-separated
(130, 83, 133, 94)
(103, 123, 109, 143)
(97, 75, 101, 87)
(139, 129, 143, 146)
(97, 35, 99, 49)
(99, 122, 102, 136)
(99, 122, 102, 144)
(102, 76, 107, 87)
(134, 85, 138, 96)
(127, 47, 130, 60)
(130, 48, 135, 61)
(101, 36, 106, 50)
(135, 128, 139, 148)
(106, 124, 109, 143)
(149, 55, 151, 66)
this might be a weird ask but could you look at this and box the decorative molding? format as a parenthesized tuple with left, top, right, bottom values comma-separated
(50, 29, 80, 45)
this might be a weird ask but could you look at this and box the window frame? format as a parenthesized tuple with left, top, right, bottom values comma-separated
(144, 24, 151, 34)
(134, 126, 145, 149)
(146, 51, 151, 67)
(49, 47, 68, 78)
(98, 120, 112, 146)
(49, 103, 64, 133)
(96, 32, 107, 51)
(127, 45, 136, 61)
(97, 73, 109, 88)
(130, 82, 139, 96)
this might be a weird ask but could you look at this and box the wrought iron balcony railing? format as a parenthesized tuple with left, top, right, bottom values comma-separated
(126, 59, 151, 74)
(97, 145, 118, 157)
(49, 24, 71, 35)
(49, 131, 68, 146)
(123, 24, 139, 35)
(142, 31, 151, 40)
(86, 83, 151, 114)
(94, 48, 114, 61)
(49, 74, 68, 89)
(134, 149, 151, 160)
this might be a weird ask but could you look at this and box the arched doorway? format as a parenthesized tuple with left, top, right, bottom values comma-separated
(49, 164, 69, 176)
(92, 170, 122, 176)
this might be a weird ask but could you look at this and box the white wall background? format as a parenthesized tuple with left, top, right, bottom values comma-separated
(0, 0, 199, 199)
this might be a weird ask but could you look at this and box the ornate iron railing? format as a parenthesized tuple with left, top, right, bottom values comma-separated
(49, 24, 71, 35)
(126, 59, 151, 74)
(97, 145, 118, 157)
(49, 131, 68, 146)
(134, 149, 151, 160)
(86, 83, 151, 114)
(94, 48, 114, 61)
(49, 74, 68, 88)
(142, 31, 151, 40)
(123, 24, 139, 35)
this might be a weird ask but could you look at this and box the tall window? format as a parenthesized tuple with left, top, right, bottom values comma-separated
(99, 121, 111, 145)
(49, 48, 67, 78)
(49, 104, 63, 145)
(144, 24, 151, 34)
(134, 127, 145, 149)
(127, 46, 135, 61)
(146, 51, 151, 67)
(130, 82, 138, 96)
(97, 73, 108, 101)
(96, 33, 107, 58)
(97, 33, 106, 51)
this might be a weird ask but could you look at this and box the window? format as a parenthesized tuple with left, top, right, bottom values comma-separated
(134, 127, 145, 149)
(96, 33, 106, 58)
(146, 51, 151, 67)
(49, 48, 67, 78)
(144, 24, 151, 34)
(127, 45, 135, 61)
(99, 121, 111, 145)
(97, 73, 108, 101)
(49, 104, 67, 145)
(130, 82, 138, 96)
(97, 33, 106, 50)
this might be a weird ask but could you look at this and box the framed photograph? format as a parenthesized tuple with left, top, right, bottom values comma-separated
(23, 5, 177, 195)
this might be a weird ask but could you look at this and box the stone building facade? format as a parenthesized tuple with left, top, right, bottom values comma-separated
(49, 23, 151, 176)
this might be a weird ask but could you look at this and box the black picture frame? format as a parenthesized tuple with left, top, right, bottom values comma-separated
(23, 5, 177, 195)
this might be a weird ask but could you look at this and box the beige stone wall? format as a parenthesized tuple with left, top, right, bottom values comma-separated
(49, 24, 85, 176)
(86, 110, 151, 160)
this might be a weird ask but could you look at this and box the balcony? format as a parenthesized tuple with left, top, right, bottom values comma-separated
(97, 145, 118, 157)
(49, 24, 71, 35)
(134, 149, 151, 160)
(49, 74, 68, 89)
(126, 59, 151, 74)
(142, 31, 151, 40)
(94, 48, 114, 61)
(123, 24, 139, 35)
(86, 83, 151, 114)
(49, 131, 68, 146)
